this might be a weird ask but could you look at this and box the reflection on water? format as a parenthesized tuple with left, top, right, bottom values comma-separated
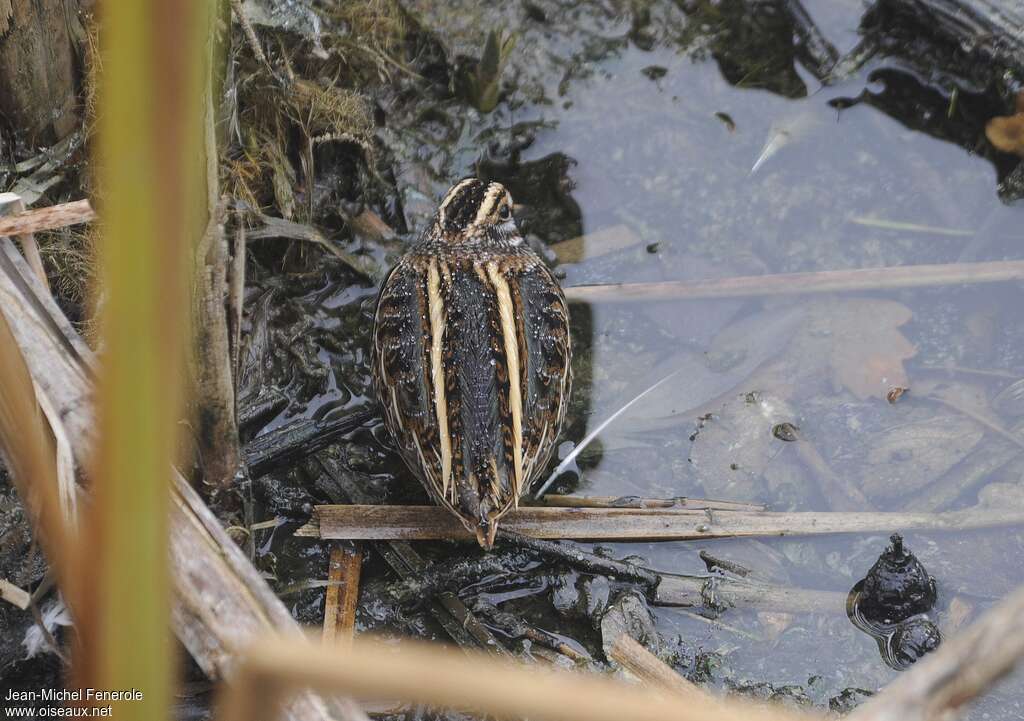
(250, 0, 1024, 711)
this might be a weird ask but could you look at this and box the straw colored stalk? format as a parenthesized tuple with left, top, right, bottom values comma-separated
(219, 635, 813, 721)
(296, 504, 1024, 541)
(78, 0, 209, 715)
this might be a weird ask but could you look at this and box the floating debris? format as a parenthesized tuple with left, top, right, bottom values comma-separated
(772, 422, 800, 442)
(886, 386, 908, 404)
(714, 111, 736, 132)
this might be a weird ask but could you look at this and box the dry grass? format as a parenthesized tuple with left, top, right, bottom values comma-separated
(331, 0, 406, 55)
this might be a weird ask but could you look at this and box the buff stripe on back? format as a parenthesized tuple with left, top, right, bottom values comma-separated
(486, 261, 524, 502)
(426, 261, 453, 499)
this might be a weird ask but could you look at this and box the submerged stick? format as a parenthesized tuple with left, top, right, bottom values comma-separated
(297, 504, 1024, 542)
(564, 260, 1024, 304)
(536, 494, 765, 512)
(549, 224, 641, 264)
(851, 586, 1024, 721)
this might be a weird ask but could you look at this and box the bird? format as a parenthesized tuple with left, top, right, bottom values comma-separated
(372, 178, 572, 548)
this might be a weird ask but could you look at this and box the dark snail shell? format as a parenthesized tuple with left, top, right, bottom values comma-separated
(371, 178, 572, 547)
(859, 533, 937, 624)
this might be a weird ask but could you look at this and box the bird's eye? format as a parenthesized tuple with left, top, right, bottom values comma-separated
(497, 205, 511, 221)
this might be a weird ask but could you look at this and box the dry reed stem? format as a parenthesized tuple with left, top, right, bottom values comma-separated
(297, 504, 1024, 541)
(219, 635, 814, 721)
(564, 260, 1024, 304)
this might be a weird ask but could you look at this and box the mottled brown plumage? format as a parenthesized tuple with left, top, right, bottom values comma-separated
(372, 179, 572, 547)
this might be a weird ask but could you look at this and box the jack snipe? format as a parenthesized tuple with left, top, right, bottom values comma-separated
(372, 178, 572, 547)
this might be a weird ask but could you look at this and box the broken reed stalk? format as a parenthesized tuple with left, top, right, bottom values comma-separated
(563, 259, 1024, 304)
(0, 198, 96, 237)
(219, 635, 812, 721)
(322, 545, 362, 647)
(851, 585, 1024, 721)
(296, 504, 1024, 542)
(0, 193, 50, 292)
(192, 207, 240, 488)
(608, 634, 707, 701)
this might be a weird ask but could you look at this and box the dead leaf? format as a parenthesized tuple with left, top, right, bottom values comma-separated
(985, 91, 1024, 157)
(822, 299, 917, 399)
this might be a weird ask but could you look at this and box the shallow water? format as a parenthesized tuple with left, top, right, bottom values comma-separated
(249, 0, 1024, 714)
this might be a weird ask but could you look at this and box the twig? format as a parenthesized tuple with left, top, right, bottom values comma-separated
(850, 586, 1024, 721)
(229, 0, 278, 82)
(369, 550, 523, 606)
(608, 634, 706, 701)
(322, 545, 361, 648)
(0, 193, 50, 292)
(497, 530, 661, 587)
(472, 601, 593, 662)
(563, 260, 1024, 304)
(0, 579, 30, 609)
(782, 0, 840, 80)
(0, 198, 95, 237)
(296, 504, 1024, 542)
(536, 495, 765, 512)
(248, 213, 379, 279)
